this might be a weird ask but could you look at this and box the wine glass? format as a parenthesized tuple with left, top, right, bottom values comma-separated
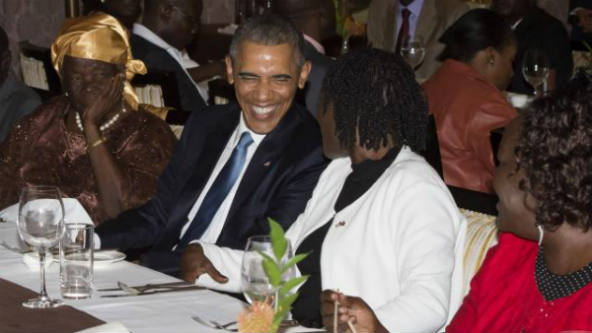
(17, 185, 65, 308)
(240, 235, 294, 306)
(522, 49, 550, 96)
(400, 40, 426, 69)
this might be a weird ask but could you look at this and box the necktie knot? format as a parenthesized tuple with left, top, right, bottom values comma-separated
(237, 132, 254, 151)
(401, 8, 411, 19)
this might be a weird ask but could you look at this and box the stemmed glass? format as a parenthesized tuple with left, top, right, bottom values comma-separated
(522, 49, 550, 97)
(400, 40, 426, 69)
(240, 235, 294, 306)
(17, 185, 65, 308)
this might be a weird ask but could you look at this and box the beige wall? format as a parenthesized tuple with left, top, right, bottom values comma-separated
(0, 0, 66, 77)
(202, 0, 234, 24)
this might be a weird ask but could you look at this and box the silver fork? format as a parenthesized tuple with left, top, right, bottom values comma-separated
(191, 315, 237, 332)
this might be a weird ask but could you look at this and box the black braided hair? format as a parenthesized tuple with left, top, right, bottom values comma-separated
(321, 48, 428, 152)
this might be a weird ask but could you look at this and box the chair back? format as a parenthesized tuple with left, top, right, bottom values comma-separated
(19, 41, 61, 100)
(131, 71, 182, 110)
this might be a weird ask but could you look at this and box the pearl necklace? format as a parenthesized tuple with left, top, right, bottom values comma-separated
(75, 107, 126, 133)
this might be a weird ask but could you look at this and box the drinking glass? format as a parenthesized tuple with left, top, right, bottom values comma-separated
(240, 235, 294, 305)
(522, 49, 550, 96)
(60, 223, 94, 299)
(400, 40, 426, 69)
(17, 185, 64, 308)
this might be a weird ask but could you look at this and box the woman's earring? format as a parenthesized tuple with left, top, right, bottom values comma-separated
(537, 224, 544, 246)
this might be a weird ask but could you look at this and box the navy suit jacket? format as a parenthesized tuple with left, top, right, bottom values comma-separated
(96, 103, 327, 265)
(130, 33, 208, 113)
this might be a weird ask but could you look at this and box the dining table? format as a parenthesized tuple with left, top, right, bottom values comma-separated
(0, 221, 314, 333)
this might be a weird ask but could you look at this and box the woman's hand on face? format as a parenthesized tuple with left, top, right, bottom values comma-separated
(321, 290, 387, 333)
(82, 73, 125, 127)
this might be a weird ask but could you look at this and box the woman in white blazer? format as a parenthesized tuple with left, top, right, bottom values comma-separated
(181, 48, 466, 333)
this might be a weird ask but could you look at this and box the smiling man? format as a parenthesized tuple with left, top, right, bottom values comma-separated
(95, 14, 327, 277)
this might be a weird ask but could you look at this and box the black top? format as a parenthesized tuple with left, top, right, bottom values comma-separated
(130, 33, 208, 113)
(535, 247, 592, 301)
(509, 7, 573, 95)
(291, 148, 400, 327)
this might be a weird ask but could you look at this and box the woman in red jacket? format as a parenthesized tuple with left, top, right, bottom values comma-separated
(447, 71, 592, 332)
(423, 9, 517, 193)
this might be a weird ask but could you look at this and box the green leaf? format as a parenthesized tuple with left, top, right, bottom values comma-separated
(261, 256, 281, 287)
(279, 275, 309, 297)
(277, 292, 299, 313)
(268, 218, 287, 261)
(281, 252, 310, 273)
(257, 250, 275, 264)
(272, 292, 299, 331)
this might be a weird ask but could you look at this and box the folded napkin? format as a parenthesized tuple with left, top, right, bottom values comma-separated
(74, 322, 129, 333)
(0, 198, 93, 225)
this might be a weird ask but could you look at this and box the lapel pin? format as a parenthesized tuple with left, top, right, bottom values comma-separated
(335, 221, 346, 227)
(263, 161, 271, 167)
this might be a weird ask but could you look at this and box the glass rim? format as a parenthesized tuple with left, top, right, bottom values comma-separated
(20, 185, 61, 194)
(64, 223, 94, 230)
(247, 235, 271, 242)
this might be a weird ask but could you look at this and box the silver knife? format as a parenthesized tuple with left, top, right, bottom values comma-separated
(100, 285, 205, 297)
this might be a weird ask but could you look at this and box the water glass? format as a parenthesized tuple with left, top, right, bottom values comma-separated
(522, 49, 550, 96)
(240, 235, 294, 305)
(17, 185, 64, 308)
(400, 40, 426, 69)
(60, 223, 94, 299)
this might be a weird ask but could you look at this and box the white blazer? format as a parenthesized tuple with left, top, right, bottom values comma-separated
(198, 147, 466, 332)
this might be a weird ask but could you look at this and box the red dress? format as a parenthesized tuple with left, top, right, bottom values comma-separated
(423, 60, 517, 193)
(448, 233, 592, 332)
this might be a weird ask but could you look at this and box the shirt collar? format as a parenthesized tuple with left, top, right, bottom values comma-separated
(133, 23, 182, 57)
(401, 0, 424, 17)
(238, 113, 266, 146)
(303, 34, 325, 54)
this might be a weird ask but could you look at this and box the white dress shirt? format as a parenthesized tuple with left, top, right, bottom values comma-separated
(132, 23, 209, 103)
(178, 115, 265, 246)
(395, 0, 425, 44)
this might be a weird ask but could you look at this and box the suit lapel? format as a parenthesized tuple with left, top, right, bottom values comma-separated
(222, 105, 301, 236)
(415, 0, 437, 44)
(167, 110, 240, 231)
(384, 0, 398, 51)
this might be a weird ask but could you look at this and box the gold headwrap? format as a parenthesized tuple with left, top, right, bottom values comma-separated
(51, 12, 147, 111)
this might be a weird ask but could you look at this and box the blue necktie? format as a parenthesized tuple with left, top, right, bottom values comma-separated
(177, 132, 254, 249)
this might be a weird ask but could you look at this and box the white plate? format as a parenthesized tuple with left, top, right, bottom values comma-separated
(51, 250, 126, 265)
(94, 250, 126, 264)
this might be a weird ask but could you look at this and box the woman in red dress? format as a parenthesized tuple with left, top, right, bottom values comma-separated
(447, 71, 592, 332)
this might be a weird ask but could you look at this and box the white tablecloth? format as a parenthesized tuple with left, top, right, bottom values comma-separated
(0, 221, 313, 332)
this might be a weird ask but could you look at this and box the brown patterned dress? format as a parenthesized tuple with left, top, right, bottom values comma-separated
(0, 95, 177, 224)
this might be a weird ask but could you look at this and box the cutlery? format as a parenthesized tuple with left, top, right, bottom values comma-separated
(100, 285, 205, 297)
(98, 281, 192, 292)
(191, 315, 238, 332)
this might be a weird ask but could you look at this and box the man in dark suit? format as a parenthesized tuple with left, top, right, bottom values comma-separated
(274, 0, 334, 116)
(492, 0, 573, 94)
(96, 14, 327, 278)
(130, 0, 224, 114)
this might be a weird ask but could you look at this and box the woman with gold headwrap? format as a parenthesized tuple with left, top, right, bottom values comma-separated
(0, 12, 177, 224)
